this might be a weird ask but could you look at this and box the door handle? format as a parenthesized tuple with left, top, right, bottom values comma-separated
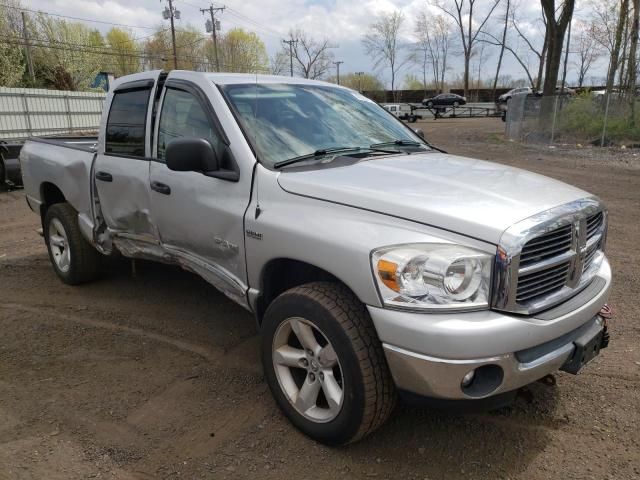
(95, 171, 113, 182)
(150, 181, 171, 195)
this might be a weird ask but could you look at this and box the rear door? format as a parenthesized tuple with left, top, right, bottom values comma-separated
(94, 78, 157, 242)
(148, 77, 251, 306)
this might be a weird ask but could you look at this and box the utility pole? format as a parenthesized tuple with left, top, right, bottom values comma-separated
(282, 38, 298, 77)
(201, 5, 225, 71)
(21, 11, 35, 83)
(333, 61, 344, 85)
(162, 0, 180, 69)
(355, 71, 364, 92)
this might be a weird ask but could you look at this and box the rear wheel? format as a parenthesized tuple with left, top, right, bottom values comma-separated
(453, 101, 460, 107)
(0, 159, 6, 192)
(261, 282, 396, 445)
(44, 203, 102, 285)
(426, 101, 433, 108)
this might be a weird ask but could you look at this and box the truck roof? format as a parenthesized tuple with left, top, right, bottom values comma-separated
(110, 70, 346, 91)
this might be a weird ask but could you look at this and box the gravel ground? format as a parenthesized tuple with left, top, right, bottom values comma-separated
(0, 117, 639, 479)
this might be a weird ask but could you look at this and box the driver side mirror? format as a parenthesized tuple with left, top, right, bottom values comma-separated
(413, 128, 425, 139)
(165, 137, 219, 173)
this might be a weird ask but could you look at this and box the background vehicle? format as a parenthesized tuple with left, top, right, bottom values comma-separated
(382, 103, 421, 122)
(0, 141, 25, 190)
(20, 71, 611, 445)
(497, 87, 533, 104)
(423, 93, 466, 108)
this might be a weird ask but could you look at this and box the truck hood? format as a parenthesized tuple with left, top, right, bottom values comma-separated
(277, 152, 590, 244)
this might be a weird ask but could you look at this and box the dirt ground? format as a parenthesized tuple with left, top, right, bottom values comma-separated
(1, 118, 639, 480)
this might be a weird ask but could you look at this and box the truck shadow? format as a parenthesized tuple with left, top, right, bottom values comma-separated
(346, 385, 561, 478)
(4, 252, 564, 478)
(103, 257, 563, 478)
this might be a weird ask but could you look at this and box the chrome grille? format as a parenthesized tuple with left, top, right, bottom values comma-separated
(516, 261, 570, 303)
(493, 198, 607, 315)
(587, 212, 603, 239)
(519, 224, 572, 267)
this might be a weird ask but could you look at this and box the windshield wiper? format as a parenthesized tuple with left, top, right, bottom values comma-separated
(370, 139, 423, 148)
(273, 146, 396, 169)
(371, 139, 448, 154)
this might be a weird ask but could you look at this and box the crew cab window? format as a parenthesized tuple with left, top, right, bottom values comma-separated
(157, 88, 222, 162)
(105, 87, 151, 157)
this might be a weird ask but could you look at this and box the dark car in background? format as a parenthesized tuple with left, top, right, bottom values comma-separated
(422, 93, 467, 108)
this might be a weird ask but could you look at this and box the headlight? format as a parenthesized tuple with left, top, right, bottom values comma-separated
(371, 244, 492, 311)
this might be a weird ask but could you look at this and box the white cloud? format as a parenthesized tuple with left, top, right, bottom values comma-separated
(22, 0, 607, 87)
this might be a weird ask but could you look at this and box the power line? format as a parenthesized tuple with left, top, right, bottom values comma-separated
(333, 60, 344, 85)
(282, 38, 298, 77)
(200, 5, 225, 71)
(0, 2, 158, 30)
(162, 0, 180, 69)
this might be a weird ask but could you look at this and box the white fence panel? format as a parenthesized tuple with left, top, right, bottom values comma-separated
(0, 87, 105, 140)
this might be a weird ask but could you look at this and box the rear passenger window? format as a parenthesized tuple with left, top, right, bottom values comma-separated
(105, 88, 151, 157)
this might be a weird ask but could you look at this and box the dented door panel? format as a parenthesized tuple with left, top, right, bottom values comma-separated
(148, 162, 249, 306)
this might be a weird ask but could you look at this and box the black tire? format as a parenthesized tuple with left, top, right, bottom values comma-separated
(261, 282, 396, 445)
(44, 203, 102, 285)
(409, 116, 417, 123)
(0, 159, 6, 192)
(453, 101, 460, 107)
(426, 101, 433, 108)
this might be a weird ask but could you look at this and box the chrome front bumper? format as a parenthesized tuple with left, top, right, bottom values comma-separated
(368, 258, 611, 400)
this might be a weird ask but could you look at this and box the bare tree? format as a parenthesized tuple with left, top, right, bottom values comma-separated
(491, 0, 511, 97)
(509, 4, 548, 90)
(571, 22, 602, 87)
(270, 51, 289, 76)
(540, 0, 575, 97)
(362, 11, 408, 100)
(433, 0, 501, 98)
(286, 29, 335, 79)
(627, 0, 639, 125)
(413, 12, 454, 94)
(478, 26, 537, 88)
(605, 0, 629, 96)
(589, 0, 621, 55)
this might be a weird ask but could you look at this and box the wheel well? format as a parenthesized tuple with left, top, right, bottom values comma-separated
(39, 182, 66, 219)
(255, 259, 343, 325)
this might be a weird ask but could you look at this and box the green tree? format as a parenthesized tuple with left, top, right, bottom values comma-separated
(0, 1, 25, 86)
(326, 72, 384, 92)
(145, 26, 206, 71)
(106, 27, 139, 77)
(215, 28, 269, 73)
(403, 73, 425, 90)
(33, 15, 105, 90)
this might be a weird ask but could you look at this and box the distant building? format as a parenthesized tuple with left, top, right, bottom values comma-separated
(91, 72, 115, 92)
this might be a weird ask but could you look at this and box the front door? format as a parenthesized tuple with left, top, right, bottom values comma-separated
(149, 81, 250, 305)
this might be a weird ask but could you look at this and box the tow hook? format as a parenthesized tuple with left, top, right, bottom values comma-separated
(537, 374, 557, 387)
(600, 304, 612, 349)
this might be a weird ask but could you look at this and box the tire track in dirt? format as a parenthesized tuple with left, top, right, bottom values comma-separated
(0, 302, 225, 363)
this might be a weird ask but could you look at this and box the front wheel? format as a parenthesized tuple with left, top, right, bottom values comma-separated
(44, 203, 102, 285)
(261, 282, 396, 445)
(453, 101, 460, 107)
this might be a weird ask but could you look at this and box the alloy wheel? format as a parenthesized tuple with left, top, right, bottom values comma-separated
(272, 317, 344, 423)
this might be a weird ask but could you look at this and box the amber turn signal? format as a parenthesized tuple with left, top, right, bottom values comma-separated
(377, 259, 399, 292)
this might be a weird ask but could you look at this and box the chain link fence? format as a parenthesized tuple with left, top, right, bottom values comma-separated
(505, 92, 640, 146)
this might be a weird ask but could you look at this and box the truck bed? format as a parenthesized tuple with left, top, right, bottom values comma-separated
(20, 136, 98, 235)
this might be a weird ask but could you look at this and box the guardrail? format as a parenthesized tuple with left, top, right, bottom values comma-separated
(0, 87, 105, 140)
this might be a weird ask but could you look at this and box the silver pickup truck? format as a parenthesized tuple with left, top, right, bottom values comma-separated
(20, 71, 612, 445)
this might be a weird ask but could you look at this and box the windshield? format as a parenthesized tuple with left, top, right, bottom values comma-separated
(221, 83, 427, 167)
